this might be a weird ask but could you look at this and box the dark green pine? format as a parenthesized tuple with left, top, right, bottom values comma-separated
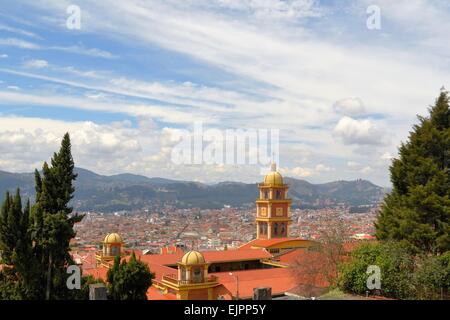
(376, 90, 450, 254)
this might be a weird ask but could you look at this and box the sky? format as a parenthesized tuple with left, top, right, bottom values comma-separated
(0, 0, 449, 187)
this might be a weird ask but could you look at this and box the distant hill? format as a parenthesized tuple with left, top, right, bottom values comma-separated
(0, 168, 388, 212)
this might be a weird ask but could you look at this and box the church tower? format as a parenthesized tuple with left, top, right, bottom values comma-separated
(256, 162, 292, 239)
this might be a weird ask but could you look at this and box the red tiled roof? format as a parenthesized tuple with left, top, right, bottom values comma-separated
(211, 268, 297, 299)
(135, 248, 271, 266)
(277, 248, 306, 264)
(136, 251, 184, 266)
(83, 266, 109, 280)
(239, 237, 308, 249)
(147, 286, 177, 300)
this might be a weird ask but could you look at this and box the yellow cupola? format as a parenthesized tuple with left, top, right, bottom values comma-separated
(101, 233, 123, 259)
(103, 232, 123, 244)
(181, 250, 206, 265)
(263, 161, 284, 186)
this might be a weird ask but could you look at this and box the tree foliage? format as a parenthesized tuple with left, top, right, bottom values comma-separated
(376, 91, 450, 253)
(0, 190, 40, 299)
(0, 133, 88, 299)
(338, 241, 449, 299)
(107, 252, 154, 300)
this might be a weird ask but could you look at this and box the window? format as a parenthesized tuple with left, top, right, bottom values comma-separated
(280, 223, 286, 236)
(193, 267, 202, 283)
(111, 245, 119, 256)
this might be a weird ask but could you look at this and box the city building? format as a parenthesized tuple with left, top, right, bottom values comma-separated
(82, 162, 321, 299)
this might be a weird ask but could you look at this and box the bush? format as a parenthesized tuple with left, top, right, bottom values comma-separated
(338, 242, 449, 299)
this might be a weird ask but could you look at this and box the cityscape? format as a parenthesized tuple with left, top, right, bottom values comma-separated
(72, 206, 377, 253)
(0, 0, 449, 312)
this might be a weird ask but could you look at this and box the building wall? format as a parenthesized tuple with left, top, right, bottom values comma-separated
(188, 288, 209, 300)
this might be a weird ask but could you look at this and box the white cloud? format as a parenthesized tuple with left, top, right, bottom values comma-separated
(0, 54, 8, 58)
(23, 59, 48, 69)
(333, 97, 366, 116)
(0, 24, 40, 39)
(347, 161, 372, 174)
(0, 117, 142, 173)
(315, 164, 333, 172)
(280, 166, 313, 177)
(215, 0, 324, 21)
(380, 152, 394, 160)
(334, 116, 388, 146)
(2, 0, 449, 185)
(0, 37, 40, 49)
(51, 45, 118, 59)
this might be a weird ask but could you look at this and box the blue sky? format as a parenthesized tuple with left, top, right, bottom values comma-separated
(0, 0, 449, 186)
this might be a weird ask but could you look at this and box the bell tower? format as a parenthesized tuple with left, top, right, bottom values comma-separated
(256, 162, 292, 239)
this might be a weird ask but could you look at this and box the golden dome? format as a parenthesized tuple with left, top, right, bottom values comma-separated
(263, 161, 284, 186)
(181, 250, 206, 265)
(103, 233, 123, 244)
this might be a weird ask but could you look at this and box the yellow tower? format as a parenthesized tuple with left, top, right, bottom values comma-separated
(256, 162, 292, 239)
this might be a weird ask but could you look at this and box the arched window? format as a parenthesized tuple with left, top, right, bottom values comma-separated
(276, 190, 282, 199)
(280, 223, 286, 236)
(192, 267, 202, 283)
(274, 223, 278, 235)
(264, 190, 269, 199)
(262, 223, 267, 235)
(111, 245, 119, 256)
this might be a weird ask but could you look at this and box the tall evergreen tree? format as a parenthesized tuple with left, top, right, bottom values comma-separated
(30, 133, 83, 299)
(0, 189, 38, 298)
(376, 90, 450, 253)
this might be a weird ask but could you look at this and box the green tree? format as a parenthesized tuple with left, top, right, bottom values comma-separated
(338, 242, 450, 299)
(29, 132, 84, 299)
(0, 189, 39, 299)
(338, 242, 416, 299)
(107, 253, 154, 300)
(376, 90, 450, 253)
(413, 254, 449, 299)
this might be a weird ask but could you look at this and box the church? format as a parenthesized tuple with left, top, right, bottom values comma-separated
(82, 162, 323, 299)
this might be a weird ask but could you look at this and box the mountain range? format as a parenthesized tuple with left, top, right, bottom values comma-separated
(0, 168, 389, 212)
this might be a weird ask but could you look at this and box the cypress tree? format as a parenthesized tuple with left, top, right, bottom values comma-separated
(376, 90, 450, 253)
(0, 190, 38, 298)
(30, 133, 84, 299)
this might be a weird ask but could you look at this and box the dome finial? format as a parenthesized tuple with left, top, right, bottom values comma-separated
(270, 161, 277, 172)
(270, 151, 277, 172)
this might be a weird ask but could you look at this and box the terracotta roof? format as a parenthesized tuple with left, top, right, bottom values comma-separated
(136, 248, 271, 266)
(147, 286, 177, 300)
(136, 251, 184, 266)
(211, 268, 296, 299)
(83, 266, 109, 280)
(239, 237, 309, 249)
(146, 263, 177, 281)
(277, 248, 307, 264)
